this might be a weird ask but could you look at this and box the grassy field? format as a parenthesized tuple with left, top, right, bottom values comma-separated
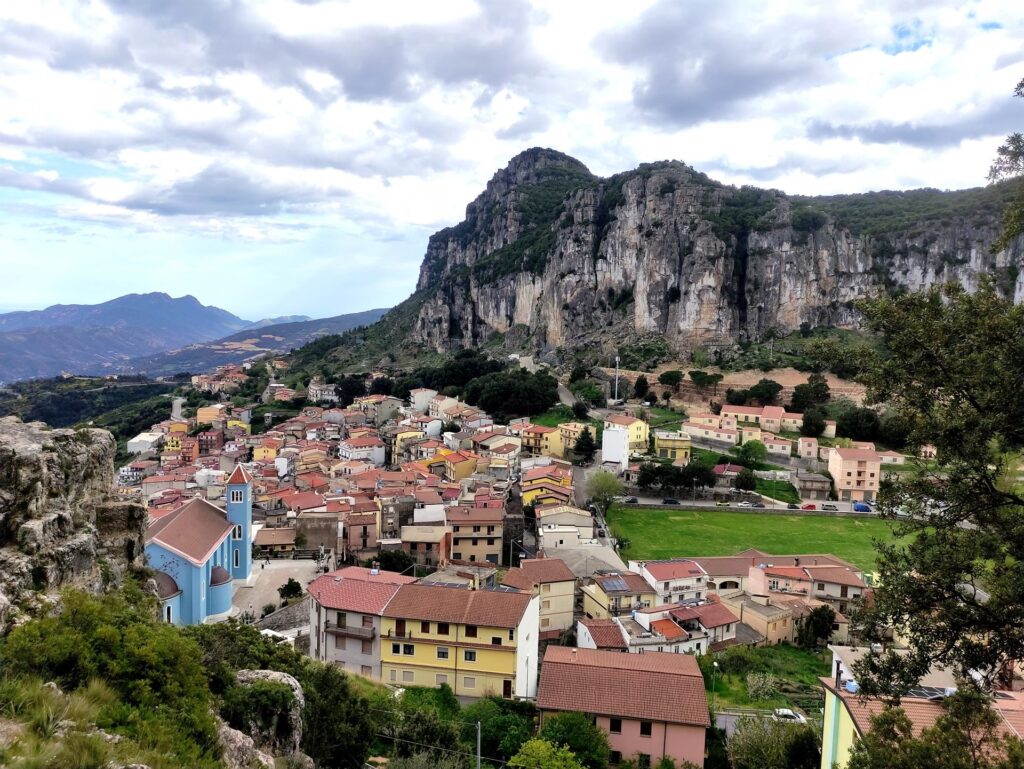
(691, 446, 787, 471)
(755, 479, 801, 504)
(706, 645, 831, 712)
(606, 506, 895, 570)
(646, 405, 685, 431)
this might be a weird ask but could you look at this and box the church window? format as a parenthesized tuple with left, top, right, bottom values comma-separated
(231, 490, 244, 503)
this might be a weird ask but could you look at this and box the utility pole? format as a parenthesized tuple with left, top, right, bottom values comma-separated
(614, 355, 620, 403)
(476, 721, 482, 769)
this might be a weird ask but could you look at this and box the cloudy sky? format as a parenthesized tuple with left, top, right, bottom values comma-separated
(0, 0, 1021, 320)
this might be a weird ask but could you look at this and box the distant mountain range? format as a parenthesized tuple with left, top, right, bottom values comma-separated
(0, 293, 384, 382)
(113, 308, 390, 377)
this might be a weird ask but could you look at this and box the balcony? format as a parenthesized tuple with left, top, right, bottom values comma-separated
(325, 621, 375, 640)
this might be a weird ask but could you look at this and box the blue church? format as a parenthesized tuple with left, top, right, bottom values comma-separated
(146, 464, 253, 625)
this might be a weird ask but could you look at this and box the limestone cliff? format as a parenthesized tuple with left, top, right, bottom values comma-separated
(0, 416, 146, 631)
(412, 148, 1024, 355)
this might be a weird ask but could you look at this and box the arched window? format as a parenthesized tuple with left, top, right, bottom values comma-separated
(165, 605, 172, 623)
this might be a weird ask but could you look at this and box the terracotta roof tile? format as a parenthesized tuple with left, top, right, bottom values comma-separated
(519, 558, 576, 584)
(146, 498, 234, 566)
(309, 576, 403, 614)
(642, 559, 707, 580)
(578, 618, 627, 649)
(670, 602, 738, 629)
(382, 583, 533, 628)
(538, 647, 709, 726)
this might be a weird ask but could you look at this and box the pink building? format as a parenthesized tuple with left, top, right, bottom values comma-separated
(537, 647, 709, 768)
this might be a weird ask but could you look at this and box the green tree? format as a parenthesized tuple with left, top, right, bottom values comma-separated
(278, 578, 303, 601)
(850, 282, 1024, 695)
(732, 439, 767, 467)
(510, 739, 586, 769)
(390, 708, 462, 761)
(727, 717, 820, 769)
(846, 689, 1024, 769)
(637, 462, 661, 490)
(790, 373, 830, 412)
(373, 549, 415, 575)
(633, 374, 650, 398)
(301, 664, 373, 769)
(684, 461, 718, 491)
(572, 400, 590, 419)
(837, 405, 882, 442)
(726, 388, 750, 406)
(569, 364, 590, 383)
(658, 369, 684, 392)
(538, 711, 611, 769)
(734, 467, 757, 492)
(573, 427, 597, 464)
(797, 605, 836, 648)
(461, 698, 534, 763)
(586, 471, 625, 517)
(748, 378, 783, 405)
(989, 76, 1024, 253)
(799, 407, 826, 438)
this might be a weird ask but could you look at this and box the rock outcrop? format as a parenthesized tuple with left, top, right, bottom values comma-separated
(411, 148, 1024, 356)
(234, 669, 306, 757)
(0, 416, 146, 631)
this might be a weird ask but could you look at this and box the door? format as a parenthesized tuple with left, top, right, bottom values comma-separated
(503, 679, 513, 698)
(395, 619, 406, 638)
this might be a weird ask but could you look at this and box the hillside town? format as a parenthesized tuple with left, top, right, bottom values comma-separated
(99, 355, 982, 769)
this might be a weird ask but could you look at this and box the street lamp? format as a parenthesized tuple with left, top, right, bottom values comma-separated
(712, 661, 719, 709)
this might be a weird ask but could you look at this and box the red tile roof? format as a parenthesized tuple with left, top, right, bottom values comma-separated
(578, 618, 627, 649)
(382, 584, 533, 628)
(328, 566, 418, 585)
(670, 602, 739, 629)
(519, 558, 575, 584)
(146, 498, 234, 566)
(642, 559, 707, 580)
(309, 575, 403, 614)
(538, 647, 709, 727)
(594, 571, 652, 595)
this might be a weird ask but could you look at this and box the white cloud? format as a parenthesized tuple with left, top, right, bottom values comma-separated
(0, 0, 1021, 316)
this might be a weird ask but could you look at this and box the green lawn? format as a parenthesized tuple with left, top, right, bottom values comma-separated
(606, 506, 895, 571)
(646, 405, 685, 431)
(755, 479, 801, 504)
(706, 645, 831, 712)
(691, 446, 786, 471)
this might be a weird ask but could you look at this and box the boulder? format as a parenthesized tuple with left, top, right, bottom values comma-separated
(235, 669, 305, 756)
(216, 718, 275, 769)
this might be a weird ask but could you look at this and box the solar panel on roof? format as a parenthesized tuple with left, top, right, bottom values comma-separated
(602, 577, 628, 591)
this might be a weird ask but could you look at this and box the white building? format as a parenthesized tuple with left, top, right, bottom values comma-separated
(127, 431, 164, 454)
(601, 426, 629, 473)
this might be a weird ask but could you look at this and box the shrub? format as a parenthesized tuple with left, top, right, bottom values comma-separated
(221, 680, 296, 746)
(746, 672, 778, 701)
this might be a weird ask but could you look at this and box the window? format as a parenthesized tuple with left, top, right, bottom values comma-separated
(508, 628, 514, 640)
(473, 526, 481, 532)
(435, 674, 448, 686)
(472, 538, 479, 546)
(164, 605, 172, 623)
(361, 640, 372, 655)
(610, 751, 622, 765)
(437, 647, 449, 660)
(231, 490, 243, 503)
(391, 643, 400, 655)
(453, 552, 462, 560)
(663, 582, 670, 591)
(361, 665, 372, 676)
(817, 583, 826, 591)
(490, 636, 502, 646)
(402, 670, 414, 683)
(233, 525, 242, 539)
(640, 721, 653, 737)
(542, 600, 550, 609)
(541, 618, 550, 628)
(541, 583, 551, 593)
(438, 622, 450, 636)
(465, 625, 477, 638)
(403, 644, 414, 656)
(389, 669, 397, 682)
(421, 621, 431, 633)
(463, 676, 476, 689)
(334, 635, 345, 650)
(465, 650, 477, 662)
(609, 718, 622, 734)
(362, 615, 373, 628)
(487, 538, 494, 546)
(638, 754, 651, 769)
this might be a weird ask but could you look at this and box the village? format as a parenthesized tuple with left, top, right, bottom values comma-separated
(108, 356, 978, 769)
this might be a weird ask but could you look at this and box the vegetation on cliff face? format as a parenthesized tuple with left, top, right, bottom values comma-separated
(0, 376, 176, 429)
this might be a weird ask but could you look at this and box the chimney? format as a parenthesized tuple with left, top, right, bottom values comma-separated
(794, 557, 800, 567)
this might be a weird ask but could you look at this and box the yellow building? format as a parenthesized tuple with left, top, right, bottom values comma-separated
(394, 428, 425, 457)
(163, 433, 182, 453)
(603, 414, 649, 452)
(557, 422, 591, 459)
(581, 571, 657, 619)
(653, 430, 691, 463)
(520, 424, 564, 457)
(196, 404, 228, 424)
(437, 449, 478, 483)
(168, 421, 189, 434)
(380, 584, 539, 699)
(254, 438, 283, 461)
(521, 465, 574, 507)
(501, 558, 577, 636)
(227, 418, 252, 434)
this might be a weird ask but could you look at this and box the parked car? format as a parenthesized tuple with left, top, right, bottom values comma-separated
(823, 503, 839, 511)
(662, 498, 680, 505)
(852, 501, 872, 512)
(623, 496, 638, 504)
(787, 503, 800, 510)
(801, 503, 817, 510)
(737, 501, 753, 508)
(729, 488, 743, 495)
(716, 500, 730, 507)
(752, 502, 766, 508)
(772, 708, 808, 724)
